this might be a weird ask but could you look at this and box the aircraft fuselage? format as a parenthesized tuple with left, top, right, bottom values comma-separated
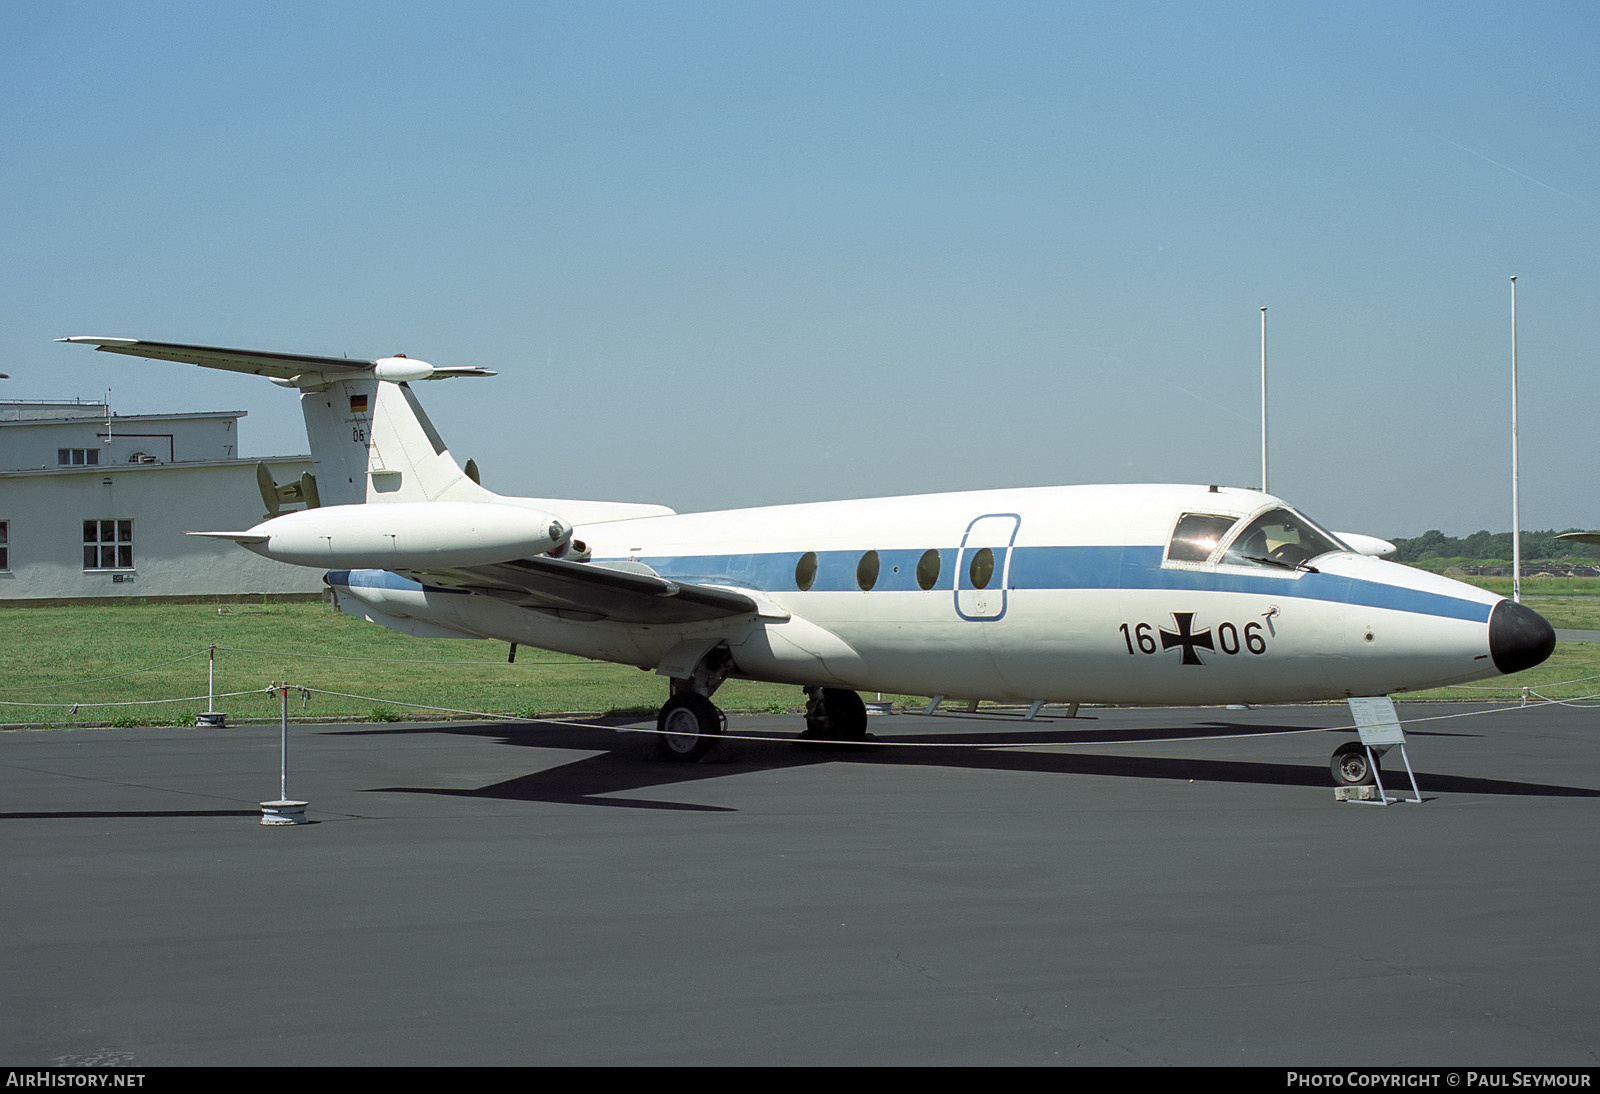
(331, 482, 1545, 706)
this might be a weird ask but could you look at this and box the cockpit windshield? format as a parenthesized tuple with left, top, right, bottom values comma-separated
(1166, 513, 1239, 562)
(1222, 508, 1346, 570)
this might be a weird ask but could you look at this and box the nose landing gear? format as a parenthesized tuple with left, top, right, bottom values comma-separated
(1330, 741, 1380, 787)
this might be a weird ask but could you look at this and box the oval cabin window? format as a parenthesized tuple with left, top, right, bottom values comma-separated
(795, 551, 818, 591)
(856, 550, 880, 591)
(968, 546, 995, 590)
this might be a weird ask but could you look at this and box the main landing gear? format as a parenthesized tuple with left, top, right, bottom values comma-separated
(655, 691, 726, 762)
(799, 686, 874, 745)
(654, 684, 879, 761)
(651, 646, 875, 761)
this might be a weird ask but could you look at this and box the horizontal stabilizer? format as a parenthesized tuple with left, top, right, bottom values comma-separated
(56, 337, 494, 382)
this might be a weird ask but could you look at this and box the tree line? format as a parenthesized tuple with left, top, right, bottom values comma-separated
(1389, 528, 1600, 566)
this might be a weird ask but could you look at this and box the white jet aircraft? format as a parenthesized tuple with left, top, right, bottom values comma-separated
(61, 337, 1556, 785)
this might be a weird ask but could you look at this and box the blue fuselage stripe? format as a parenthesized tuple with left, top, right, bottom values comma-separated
(625, 546, 1492, 624)
(329, 546, 1493, 625)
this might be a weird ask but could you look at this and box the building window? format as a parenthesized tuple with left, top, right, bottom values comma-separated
(0, 521, 8, 571)
(58, 448, 101, 466)
(83, 520, 133, 570)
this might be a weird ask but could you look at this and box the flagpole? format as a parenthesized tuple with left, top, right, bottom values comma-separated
(1510, 276, 1521, 604)
(1260, 306, 1268, 494)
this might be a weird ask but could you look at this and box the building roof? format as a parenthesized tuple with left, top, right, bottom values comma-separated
(0, 454, 309, 480)
(0, 407, 249, 429)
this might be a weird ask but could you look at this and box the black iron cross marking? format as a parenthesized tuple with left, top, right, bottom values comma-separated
(1160, 612, 1214, 666)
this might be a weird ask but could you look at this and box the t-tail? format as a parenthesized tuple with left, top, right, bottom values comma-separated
(55, 338, 672, 569)
(59, 337, 500, 507)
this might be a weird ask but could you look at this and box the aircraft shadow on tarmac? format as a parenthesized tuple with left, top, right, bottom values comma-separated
(340, 718, 1600, 812)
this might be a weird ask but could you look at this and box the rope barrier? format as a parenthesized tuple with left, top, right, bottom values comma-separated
(218, 682, 1580, 754)
(293, 684, 530, 721)
(0, 644, 613, 698)
(0, 642, 619, 721)
(4, 644, 1600, 738)
(209, 644, 589, 666)
(0, 689, 264, 710)
(1440, 668, 1600, 692)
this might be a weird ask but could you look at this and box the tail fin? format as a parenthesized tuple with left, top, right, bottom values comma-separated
(301, 378, 494, 506)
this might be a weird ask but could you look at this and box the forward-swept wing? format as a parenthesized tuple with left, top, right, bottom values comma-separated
(407, 556, 770, 624)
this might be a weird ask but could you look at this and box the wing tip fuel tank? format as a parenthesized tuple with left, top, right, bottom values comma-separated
(197, 501, 569, 570)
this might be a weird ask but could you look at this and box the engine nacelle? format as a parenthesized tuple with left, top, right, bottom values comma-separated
(194, 502, 570, 569)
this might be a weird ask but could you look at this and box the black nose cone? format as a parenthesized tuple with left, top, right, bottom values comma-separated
(1489, 599, 1556, 675)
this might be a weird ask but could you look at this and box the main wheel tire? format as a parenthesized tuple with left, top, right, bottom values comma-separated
(801, 688, 872, 743)
(819, 688, 869, 741)
(1330, 741, 1378, 787)
(656, 693, 724, 762)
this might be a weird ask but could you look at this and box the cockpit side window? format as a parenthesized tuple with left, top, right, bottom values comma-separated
(1166, 513, 1240, 563)
(1222, 508, 1344, 570)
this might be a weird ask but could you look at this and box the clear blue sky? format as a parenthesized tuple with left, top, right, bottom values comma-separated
(3, 2, 1595, 537)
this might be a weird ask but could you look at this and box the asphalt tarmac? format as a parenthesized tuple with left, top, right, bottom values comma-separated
(2, 701, 1597, 1066)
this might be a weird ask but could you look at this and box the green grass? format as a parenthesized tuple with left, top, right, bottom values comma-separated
(0, 599, 902, 726)
(1506, 598, 1600, 630)
(1, 595, 1596, 727)
(1436, 574, 1600, 598)
(1403, 637, 1600, 702)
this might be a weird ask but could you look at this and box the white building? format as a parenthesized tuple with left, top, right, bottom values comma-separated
(0, 400, 321, 600)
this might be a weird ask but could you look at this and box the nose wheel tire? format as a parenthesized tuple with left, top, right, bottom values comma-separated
(656, 693, 725, 762)
(1330, 741, 1378, 787)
